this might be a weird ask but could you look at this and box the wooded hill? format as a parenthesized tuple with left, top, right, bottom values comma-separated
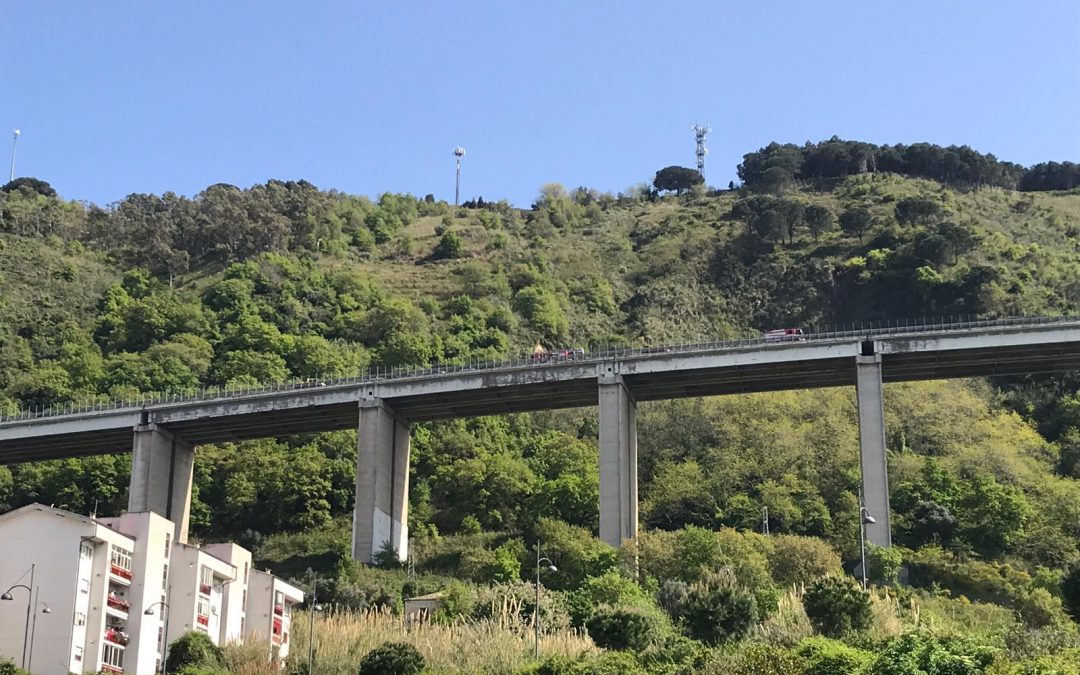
(2, 138, 1080, 670)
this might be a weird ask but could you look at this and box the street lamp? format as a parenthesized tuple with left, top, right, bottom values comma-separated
(145, 600, 171, 675)
(307, 579, 325, 675)
(859, 506, 877, 591)
(534, 543, 557, 660)
(1, 563, 35, 669)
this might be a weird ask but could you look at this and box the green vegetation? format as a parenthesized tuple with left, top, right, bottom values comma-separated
(3, 137, 1080, 671)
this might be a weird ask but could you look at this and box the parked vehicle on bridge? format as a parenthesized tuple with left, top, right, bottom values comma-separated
(763, 328, 806, 342)
(531, 342, 586, 363)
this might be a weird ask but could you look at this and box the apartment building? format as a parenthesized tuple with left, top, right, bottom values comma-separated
(246, 570, 305, 663)
(0, 504, 303, 675)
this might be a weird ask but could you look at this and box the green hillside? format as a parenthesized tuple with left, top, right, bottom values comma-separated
(2, 142, 1080, 672)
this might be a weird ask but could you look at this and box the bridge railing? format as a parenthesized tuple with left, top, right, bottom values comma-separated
(1, 314, 1076, 424)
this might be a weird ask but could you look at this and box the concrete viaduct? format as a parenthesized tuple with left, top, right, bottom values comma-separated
(1, 317, 1078, 563)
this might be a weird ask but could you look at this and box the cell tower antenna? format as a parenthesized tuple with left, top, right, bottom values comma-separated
(692, 123, 710, 175)
(9, 128, 20, 182)
(452, 146, 466, 206)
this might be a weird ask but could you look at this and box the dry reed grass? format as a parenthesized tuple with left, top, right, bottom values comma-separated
(278, 606, 596, 674)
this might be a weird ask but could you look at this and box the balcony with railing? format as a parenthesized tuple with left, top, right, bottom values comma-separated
(109, 563, 133, 584)
(199, 583, 212, 596)
(106, 595, 130, 615)
(273, 603, 284, 616)
(196, 613, 210, 627)
(104, 627, 130, 647)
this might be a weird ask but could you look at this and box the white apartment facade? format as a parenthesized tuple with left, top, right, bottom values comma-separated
(0, 504, 303, 675)
(246, 570, 305, 663)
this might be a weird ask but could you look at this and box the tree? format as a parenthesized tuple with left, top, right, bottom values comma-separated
(653, 166, 704, 195)
(166, 631, 223, 671)
(1, 177, 56, 198)
(585, 606, 661, 651)
(433, 231, 465, 259)
(677, 573, 759, 645)
(1062, 564, 1080, 622)
(895, 197, 943, 226)
(804, 205, 834, 241)
(839, 207, 872, 243)
(802, 576, 871, 637)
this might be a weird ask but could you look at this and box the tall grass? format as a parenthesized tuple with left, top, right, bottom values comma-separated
(275, 607, 596, 674)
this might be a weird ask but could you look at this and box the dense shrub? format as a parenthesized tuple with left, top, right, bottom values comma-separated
(906, 546, 1031, 606)
(516, 652, 646, 675)
(866, 633, 994, 675)
(768, 535, 843, 586)
(678, 573, 759, 645)
(698, 643, 804, 675)
(566, 569, 647, 625)
(0, 660, 31, 675)
(167, 631, 223, 670)
(796, 636, 874, 675)
(866, 544, 903, 586)
(1015, 588, 1071, 629)
(358, 642, 426, 675)
(803, 576, 872, 637)
(585, 605, 660, 651)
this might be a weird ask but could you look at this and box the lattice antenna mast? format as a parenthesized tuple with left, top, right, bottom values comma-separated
(692, 124, 710, 175)
(453, 146, 466, 206)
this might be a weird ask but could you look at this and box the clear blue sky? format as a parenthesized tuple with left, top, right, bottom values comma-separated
(2, 1, 1078, 207)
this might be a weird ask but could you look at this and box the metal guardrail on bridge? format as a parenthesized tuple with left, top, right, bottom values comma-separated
(1, 315, 1077, 424)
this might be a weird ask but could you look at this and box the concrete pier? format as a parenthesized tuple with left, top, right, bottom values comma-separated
(856, 353, 891, 547)
(353, 399, 411, 564)
(128, 424, 195, 543)
(598, 374, 638, 548)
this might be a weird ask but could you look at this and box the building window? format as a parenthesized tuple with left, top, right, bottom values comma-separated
(110, 547, 132, 571)
(102, 643, 124, 671)
(165, 533, 171, 559)
(79, 579, 90, 594)
(243, 562, 248, 583)
(74, 612, 86, 626)
(199, 565, 212, 595)
(242, 589, 247, 607)
(73, 645, 83, 662)
(80, 543, 94, 560)
(162, 564, 169, 591)
(197, 598, 210, 625)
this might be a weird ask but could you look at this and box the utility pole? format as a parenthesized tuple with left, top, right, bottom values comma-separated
(9, 129, 20, 182)
(453, 146, 465, 206)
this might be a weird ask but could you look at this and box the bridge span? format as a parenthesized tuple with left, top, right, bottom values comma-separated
(1, 317, 1078, 561)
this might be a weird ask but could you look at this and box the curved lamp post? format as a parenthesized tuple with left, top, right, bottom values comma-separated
(1, 563, 34, 669)
(534, 544, 557, 660)
(27, 594, 51, 672)
(144, 600, 171, 675)
(859, 506, 877, 590)
(307, 579, 324, 675)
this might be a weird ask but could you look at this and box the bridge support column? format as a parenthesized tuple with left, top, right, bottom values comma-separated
(598, 374, 638, 549)
(353, 399, 410, 564)
(128, 424, 195, 543)
(856, 354, 891, 547)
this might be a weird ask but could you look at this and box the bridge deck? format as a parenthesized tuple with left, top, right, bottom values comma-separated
(1, 319, 1078, 464)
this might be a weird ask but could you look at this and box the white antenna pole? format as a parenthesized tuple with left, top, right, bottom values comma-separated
(453, 146, 466, 206)
(9, 129, 20, 182)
